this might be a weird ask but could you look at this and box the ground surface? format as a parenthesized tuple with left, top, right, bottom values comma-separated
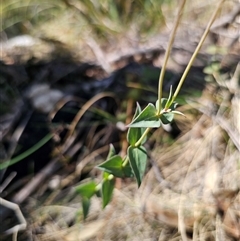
(0, 1, 240, 240)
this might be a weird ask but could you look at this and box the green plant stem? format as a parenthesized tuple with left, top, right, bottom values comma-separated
(0, 133, 53, 170)
(135, 127, 151, 147)
(157, 0, 186, 114)
(95, 183, 102, 192)
(122, 156, 129, 167)
(170, 0, 225, 106)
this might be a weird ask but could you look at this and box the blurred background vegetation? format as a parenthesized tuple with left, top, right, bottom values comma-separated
(1, 0, 237, 64)
(1, 0, 169, 41)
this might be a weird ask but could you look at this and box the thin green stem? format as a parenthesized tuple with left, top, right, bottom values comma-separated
(0, 133, 53, 170)
(157, 0, 186, 114)
(95, 183, 102, 192)
(171, 0, 225, 105)
(122, 156, 129, 167)
(135, 127, 151, 147)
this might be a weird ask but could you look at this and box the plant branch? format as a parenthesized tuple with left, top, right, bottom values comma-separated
(171, 0, 226, 105)
(157, 0, 186, 114)
(122, 156, 129, 167)
(135, 127, 151, 147)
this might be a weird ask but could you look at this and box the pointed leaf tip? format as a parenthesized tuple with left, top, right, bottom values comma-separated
(97, 155, 125, 177)
(128, 103, 161, 128)
(107, 144, 116, 160)
(102, 173, 115, 208)
(127, 146, 147, 187)
(82, 197, 91, 220)
(75, 181, 97, 199)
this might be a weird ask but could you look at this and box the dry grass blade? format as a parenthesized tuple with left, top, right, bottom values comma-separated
(1, 0, 240, 240)
(158, 0, 186, 112)
(62, 92, 116, 152)
(0, 198, 27, 237)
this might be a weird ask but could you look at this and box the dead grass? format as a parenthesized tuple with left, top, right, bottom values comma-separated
(1, 1, 240, 241)
(29, 73, 240, 240)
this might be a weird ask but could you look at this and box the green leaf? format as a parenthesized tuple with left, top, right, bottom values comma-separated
(160, 112, 174, 124)
(75, 181, 97, 199)
(82, 196, 91, 220)
(106, 144, 116, 160)
(97, 155, 125, 177)
(127, 146, 147, 187)
(128, 103, 161, 128)
(127, 103, 147, 145)
(102, 173, 115, 208)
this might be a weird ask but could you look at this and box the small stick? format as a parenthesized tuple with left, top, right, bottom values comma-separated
(0, 198, 27, 236)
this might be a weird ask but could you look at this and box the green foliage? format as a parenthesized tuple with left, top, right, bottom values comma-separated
(75, 181, 97, 199)
(1, 0, 227, 226)
(1, 0, 168, 39)
(62, 0, 166, 38)
(75, 181, 98, 219)
(128, 146, 147, 187)
(75, 94, 182, 218)
(81, 197, 91, 220)
(97, 155, 129, 178)
(1, 0, 64, 32)
(102, 172, 115, 208)
(128, 103, 161, 128)
(73, 0, 223, 219)
(160, 112, 174, 124)
(127, 103, 147, 145)
(128, 99, 180, 129)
